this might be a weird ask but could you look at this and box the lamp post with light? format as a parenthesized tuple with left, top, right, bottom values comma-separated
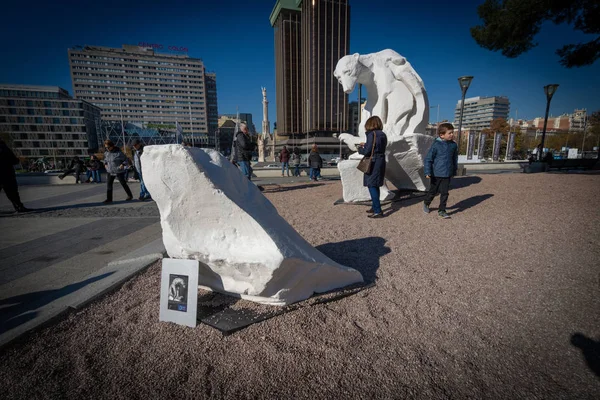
(456, 76, 473, 153)
(539, 84, 559, 161)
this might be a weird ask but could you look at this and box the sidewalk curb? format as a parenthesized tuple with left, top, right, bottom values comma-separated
(0, 239, 167, 349)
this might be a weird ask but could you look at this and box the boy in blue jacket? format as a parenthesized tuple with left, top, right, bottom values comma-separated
(423, 123, 458, 219)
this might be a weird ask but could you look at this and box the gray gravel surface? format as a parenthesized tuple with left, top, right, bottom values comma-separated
(0, 173, 599, 399)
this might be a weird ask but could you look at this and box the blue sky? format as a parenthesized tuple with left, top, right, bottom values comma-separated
(1, 0, 598, 130)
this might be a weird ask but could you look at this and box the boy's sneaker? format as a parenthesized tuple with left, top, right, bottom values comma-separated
(438, 210, 451, 219)
(423, 202, 430, 214)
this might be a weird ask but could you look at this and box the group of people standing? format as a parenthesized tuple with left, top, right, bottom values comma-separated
(357, 116, 457, 219)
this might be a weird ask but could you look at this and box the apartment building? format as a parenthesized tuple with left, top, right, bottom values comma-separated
(68, 44, 217, 146)
(453, 96, 510, 130)
(0, 85, 101, 166)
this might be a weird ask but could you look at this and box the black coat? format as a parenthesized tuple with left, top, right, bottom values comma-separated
(358, 130, 387, 187)
(308, 151, 322, 168)
(235, 131, 256, 162)
(0, 142, 19, 181)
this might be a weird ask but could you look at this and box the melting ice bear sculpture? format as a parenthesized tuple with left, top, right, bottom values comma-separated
(142, 145, 363, 305)
(334, 49, 434, 200)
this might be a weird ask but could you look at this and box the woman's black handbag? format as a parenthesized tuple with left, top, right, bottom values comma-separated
(356, 132, 376, 174)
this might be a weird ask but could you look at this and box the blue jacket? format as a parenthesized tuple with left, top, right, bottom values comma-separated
(358, 130, 387, 187)
(424, 138, 458, 178)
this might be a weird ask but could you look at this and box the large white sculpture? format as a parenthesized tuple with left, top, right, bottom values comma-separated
(142, 145, 363, 306)
(334, 49, 434, 197)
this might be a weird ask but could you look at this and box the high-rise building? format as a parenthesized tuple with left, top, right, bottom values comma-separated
(68, 44, 218, 147)
(271, 0, 351, 157)
(453, 96, 510, 131)
(271, 0, 302, 137)
(301, 0, 350, 135)
(0, 85, 101, 166)
(348, 101, 360, 136)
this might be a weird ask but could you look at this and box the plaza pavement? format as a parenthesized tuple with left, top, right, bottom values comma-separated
(0, 175, 341, 347)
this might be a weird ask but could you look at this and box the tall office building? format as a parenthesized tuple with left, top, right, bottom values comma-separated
(0, 85, 101, 166)
(301, 0, 350, 136)
(271, 0, 350, 148)
(68, 44, 218, 146)
(453, 96, 510, 131)
(271, 0, 302, 137)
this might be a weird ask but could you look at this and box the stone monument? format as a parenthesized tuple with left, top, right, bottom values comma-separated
(258, 87, 273, 162)
(333, 49, 434, 202)
(142, 144, 363, 305)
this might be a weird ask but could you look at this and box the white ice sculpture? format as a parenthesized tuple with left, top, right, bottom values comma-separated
(334, 49, 434, 198)
(142, 145, 363, 306)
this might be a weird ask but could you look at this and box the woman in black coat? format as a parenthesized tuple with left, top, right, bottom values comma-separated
(357, 116, 387, 218)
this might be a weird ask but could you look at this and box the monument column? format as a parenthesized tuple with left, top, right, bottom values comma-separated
(261, 87, 273, 161)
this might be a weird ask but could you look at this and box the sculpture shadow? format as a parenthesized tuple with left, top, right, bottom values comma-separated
(260, 183, 326, 193)
(571, 332, 600, 378)
(316, 237, 391, 284)
(450, 175, 482, 190)
(0, 272, 114, 335)
(446, 194, 494, 215)
(23, 200, 143, 214)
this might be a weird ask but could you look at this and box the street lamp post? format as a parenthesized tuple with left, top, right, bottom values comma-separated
(539, 84, 559, 161)
(457, 76, 474, 154)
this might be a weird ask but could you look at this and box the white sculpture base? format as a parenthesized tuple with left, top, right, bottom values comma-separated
(386, 133, 434, 192)
(338, 159, 394, 203)
(142, 145, 363, 306)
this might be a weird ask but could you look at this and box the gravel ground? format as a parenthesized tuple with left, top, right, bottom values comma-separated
(1, 173, 599, 399)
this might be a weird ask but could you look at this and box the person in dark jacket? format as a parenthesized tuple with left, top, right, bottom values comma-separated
(102, 140, 133, 203)
(235, 123, 257, 180)
(357, 116, 388, 218)
(423, 122, 458, 219)
(132, 139, 151, 200)
(0, 140, 31, 213)
(58, 156, 84, 183)
(308, 144, 323, 181)
(85, 155, 101, 183)
(291, 147, 302, 177)
(279, 146, 291, 177)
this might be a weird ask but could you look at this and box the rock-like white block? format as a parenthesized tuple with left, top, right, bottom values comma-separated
(386, 133, 434, 191)
(142, 145, 363, 306)
(338, 160, 394, 202)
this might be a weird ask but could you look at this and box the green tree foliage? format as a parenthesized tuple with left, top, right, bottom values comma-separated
(471, 0, 600, 67)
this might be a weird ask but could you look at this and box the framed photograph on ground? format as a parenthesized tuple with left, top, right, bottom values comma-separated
(159, 258, 199, 327)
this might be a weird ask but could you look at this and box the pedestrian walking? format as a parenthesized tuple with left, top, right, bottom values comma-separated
(357, 116, 388, 219)
(279, 145, 291, 177)
(58, 156, 84, 183)
(235, 123, 257, 180)
(291, 147, 302, 177)
(423, 123, 458, 219)
(132, 139, 151, 201)
(102, 140, 133, 203)
(0, 139, 31, 213)
(308, 144, 323, 181)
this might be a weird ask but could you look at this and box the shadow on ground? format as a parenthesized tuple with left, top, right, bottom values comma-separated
(571, 332, 600, 378)
(0, 272, 114, 335)
(447, 194, 494, 215)
(450, 175, 482, 189)
(260, 183, 326, 193)
(317, 236, 390, 283)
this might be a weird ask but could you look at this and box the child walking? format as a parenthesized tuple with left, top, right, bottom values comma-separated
(423, 123, 458, 219)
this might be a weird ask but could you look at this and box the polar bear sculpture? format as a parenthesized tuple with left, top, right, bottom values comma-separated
(334, 49, 434, 193)
(142, 145, 363, 306)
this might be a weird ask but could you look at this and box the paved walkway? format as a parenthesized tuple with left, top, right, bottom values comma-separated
(0, 182, 164, 346)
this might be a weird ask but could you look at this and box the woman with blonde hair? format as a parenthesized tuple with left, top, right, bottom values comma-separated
(357, 116, 388, 218)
